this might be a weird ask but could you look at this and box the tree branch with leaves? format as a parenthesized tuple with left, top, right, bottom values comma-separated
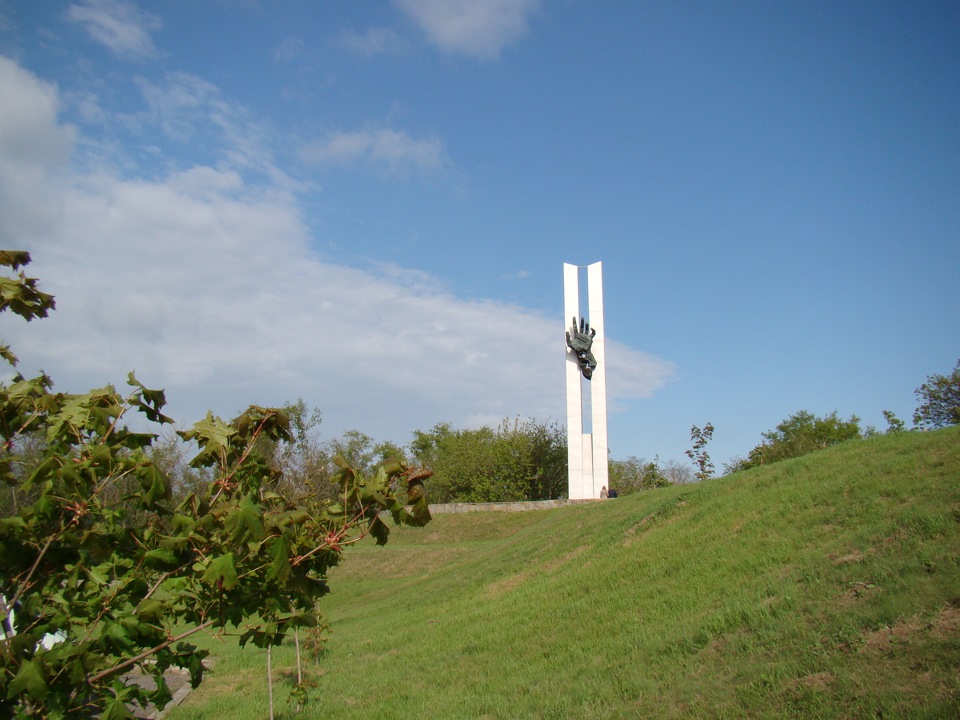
(0, 253, 431, 719)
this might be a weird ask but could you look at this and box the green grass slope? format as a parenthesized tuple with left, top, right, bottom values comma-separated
(170, 427, 960, 719)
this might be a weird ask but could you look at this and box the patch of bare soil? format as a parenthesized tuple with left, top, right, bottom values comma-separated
(836, 580, 881, 607)
(860, 605, 960, 655)
(829, 550, 865, 565)
(542, 545, 590, 572)
(795, 671, 836, 691)
(486, 570, 528, 597)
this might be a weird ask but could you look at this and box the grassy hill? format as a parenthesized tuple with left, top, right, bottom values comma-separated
(169, 426, 960, 719)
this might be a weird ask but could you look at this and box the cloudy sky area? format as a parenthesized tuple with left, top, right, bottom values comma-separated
(0, 1, 957, 468)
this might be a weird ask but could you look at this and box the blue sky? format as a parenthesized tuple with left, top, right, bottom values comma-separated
(0, 0, 957, 471)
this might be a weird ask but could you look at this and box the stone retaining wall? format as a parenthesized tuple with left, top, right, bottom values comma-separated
(428, 498, 599, 514)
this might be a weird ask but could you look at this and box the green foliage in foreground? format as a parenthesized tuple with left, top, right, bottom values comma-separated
(0, 256, 431, 719)
(169, 426, 960, 719)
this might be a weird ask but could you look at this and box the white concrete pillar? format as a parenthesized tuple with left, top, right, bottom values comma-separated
(563, 262, 609, 499)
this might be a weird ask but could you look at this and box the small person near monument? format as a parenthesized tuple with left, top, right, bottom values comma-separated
(600, 485, 608, 499)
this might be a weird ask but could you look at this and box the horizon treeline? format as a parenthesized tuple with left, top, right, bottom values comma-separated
(6, 373, 958, 512)
(7, 391, 957, 514)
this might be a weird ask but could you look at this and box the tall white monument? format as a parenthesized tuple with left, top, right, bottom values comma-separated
(563, 262, 609, 499)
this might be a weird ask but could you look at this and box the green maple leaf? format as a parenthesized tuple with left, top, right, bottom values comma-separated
(100, 694, 135, 720)
(126, 372, 173, 424)
(6, 659, 48, 701)
(180, 412, 237, 467)
(0, 343, 18, 366)
(202, 553, 239, 591)
(142, 547, 179, 570)
(266, 535, 292, 584)
(224, 494, 265, 543)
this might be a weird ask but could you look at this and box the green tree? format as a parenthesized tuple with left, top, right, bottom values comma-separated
(660, 458, 695, 485)
(685, 422, 715, 481)
(262, 399, 333, 503)
(410, 418, 566, 503)
(522, 418, 567, 500)
(255, 404, 409, 507)
(608, 456, 671, 495)
(913, 359, 960, 429)
(328, 429, 406, 479)
(740, 410, 862, 469)
(0, 254, 431, 718)
(882, 409, 906, 434)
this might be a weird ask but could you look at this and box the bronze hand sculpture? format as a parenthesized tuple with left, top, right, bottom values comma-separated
(566, 316, 597, 379)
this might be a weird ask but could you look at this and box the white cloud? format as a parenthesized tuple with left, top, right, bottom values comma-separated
(0, 57, 74, 171)
(394, 0, 540, 59)
(0, 56, 76, 247)
(66, 0, 162, 59)
(0, 57, 674, 447)
(299, 128, 446, 176)
(66, 90, 108, 124)
(273, 36, 305, 64)
(129, 72, 299, 191)
(337, 27, 409, 58)
(502, 270, 530, 280)
(134, 74, 217, 141)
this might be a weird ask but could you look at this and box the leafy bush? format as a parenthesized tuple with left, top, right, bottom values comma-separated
(410, 418, 566, 502)
(738, 410, 862, 470)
